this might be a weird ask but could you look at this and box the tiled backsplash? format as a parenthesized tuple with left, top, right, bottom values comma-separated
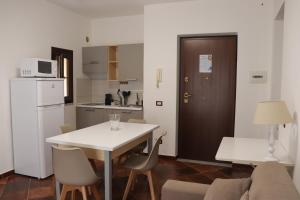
(76, 78, 92, 103)
(76, 78, 143, 105)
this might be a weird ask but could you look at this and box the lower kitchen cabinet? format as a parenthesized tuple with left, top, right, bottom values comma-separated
(76, 107, 143, 129)
(76, 107, 108, 129)
(108, 109, 143, 122)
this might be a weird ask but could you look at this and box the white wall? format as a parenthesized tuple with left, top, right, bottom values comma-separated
(144, 0, 274, 156)
(91, 15, 144, 46)
(274, 0, 285, 17)
(270, 20, 284, 99)
(0, 0, 90, 174)
(279, 0, 300, 191)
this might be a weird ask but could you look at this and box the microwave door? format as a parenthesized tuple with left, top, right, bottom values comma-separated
(38, 61, 52, 75)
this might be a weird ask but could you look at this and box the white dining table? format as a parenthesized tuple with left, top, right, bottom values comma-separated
(46, 121, 159, 200)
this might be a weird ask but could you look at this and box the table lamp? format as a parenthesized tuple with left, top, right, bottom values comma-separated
(253, 101, 293, 161)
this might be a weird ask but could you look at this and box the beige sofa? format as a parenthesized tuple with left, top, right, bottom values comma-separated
(162, 162, 300, 200)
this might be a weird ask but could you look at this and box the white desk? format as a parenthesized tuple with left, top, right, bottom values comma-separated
(46, 121, 159, 200)
(215, 137, 294, 166)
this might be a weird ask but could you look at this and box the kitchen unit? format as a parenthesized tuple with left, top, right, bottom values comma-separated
(118, 44, 143, 81)
(82, 46, 108, 79)
(76, 104, 143, 129)
(78, 43, 144, 129)
(82, 44, 143, 81)
(10, 78, 64, 179)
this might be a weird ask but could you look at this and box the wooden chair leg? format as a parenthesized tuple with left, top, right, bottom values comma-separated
(91, 184, 102, 200)
(122, 170, 136, 200)
(131, 177, 138, 191)
(71, 190, 76, 200)
(88, 186, 92, 195)
(60, 185, 68, 200)
(146, 171, 156, 200)
(80, 186, 88, 200)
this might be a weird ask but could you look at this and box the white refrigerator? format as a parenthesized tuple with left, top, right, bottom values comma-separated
(10, 78, 64, 179)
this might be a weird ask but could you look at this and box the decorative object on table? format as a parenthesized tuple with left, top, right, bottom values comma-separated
(109, 114, 121, 131)
(253, 100, 293, 161)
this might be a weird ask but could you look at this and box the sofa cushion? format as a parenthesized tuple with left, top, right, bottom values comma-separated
(204, 178, 251, 200)
(162, 180, 210, 200)
(249, 162, 300, 200)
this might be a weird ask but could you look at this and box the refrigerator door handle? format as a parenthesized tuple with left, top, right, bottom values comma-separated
(37, 104, 64, 110)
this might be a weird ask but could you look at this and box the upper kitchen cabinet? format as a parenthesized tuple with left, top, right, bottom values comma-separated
(82, 44, 143, 81)
(82, 46, 108, 79)
(118, 44, 144, 81)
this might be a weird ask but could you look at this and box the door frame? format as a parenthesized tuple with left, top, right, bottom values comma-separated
(176, 33, 238, 159)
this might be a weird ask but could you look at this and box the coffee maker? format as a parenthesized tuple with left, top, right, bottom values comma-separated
(105, 93, 113, 105)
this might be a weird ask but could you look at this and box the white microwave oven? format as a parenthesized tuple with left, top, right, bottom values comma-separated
(20, 58, 57, 78)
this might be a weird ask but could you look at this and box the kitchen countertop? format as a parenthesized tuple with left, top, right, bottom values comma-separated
(77, 103, 143, 111)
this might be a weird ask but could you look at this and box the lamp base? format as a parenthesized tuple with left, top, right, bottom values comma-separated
(265, 125, 278, 162)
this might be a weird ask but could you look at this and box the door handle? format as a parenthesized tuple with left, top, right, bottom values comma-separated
(184, 92, 192, 104)
(184, 92, 192, 98)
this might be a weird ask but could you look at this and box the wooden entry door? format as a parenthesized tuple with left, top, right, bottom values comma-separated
(178, 36, 237, 162)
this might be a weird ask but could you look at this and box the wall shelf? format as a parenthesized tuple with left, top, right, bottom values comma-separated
(108, 46, 118, 80)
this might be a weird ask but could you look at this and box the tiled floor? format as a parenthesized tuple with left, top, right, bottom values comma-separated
(0, 158, 253, 200)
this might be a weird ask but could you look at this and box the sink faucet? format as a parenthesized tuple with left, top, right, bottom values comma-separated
(117, 89, 123, 106)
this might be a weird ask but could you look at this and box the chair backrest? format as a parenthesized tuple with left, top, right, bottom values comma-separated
(52, 146, 98, 186)
(60, 124, 75, 134)
(128, 119, 146, 124)
(142, 134, 164, 171)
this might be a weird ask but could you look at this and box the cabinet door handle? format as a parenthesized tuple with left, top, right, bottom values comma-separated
(85, 109, 95, 112)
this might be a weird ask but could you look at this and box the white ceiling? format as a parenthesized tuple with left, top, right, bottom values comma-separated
(47, 0, 193, 18)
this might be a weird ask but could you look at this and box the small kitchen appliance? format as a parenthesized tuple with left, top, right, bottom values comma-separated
(20, 58, 57, 78)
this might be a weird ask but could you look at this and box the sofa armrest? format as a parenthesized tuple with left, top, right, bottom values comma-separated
(162, 180, 210, 200)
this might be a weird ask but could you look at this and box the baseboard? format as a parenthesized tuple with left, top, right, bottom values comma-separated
(177, 158, 232, 167)
(159, 155, 177, 160)
(0, 170, 14, 178)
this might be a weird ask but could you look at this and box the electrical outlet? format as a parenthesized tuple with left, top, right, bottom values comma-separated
(156, 101, 163, 106)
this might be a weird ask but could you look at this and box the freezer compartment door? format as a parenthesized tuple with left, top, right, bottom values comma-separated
(37, 80, 64, 106)
(38, 104, 64, 178)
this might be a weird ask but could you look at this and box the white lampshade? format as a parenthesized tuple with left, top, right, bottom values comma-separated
(253, 101, 293, 125)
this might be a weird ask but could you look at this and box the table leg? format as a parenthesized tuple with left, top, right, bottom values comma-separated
(104, 151, 112, 200)
(148, 131, 153, 153)
(55, 179, 60, 199)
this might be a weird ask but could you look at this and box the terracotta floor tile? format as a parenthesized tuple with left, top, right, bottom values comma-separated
(0, 158, 252, 200)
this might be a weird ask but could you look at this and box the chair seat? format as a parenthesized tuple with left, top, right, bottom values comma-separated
(123, 154, 148, 171)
